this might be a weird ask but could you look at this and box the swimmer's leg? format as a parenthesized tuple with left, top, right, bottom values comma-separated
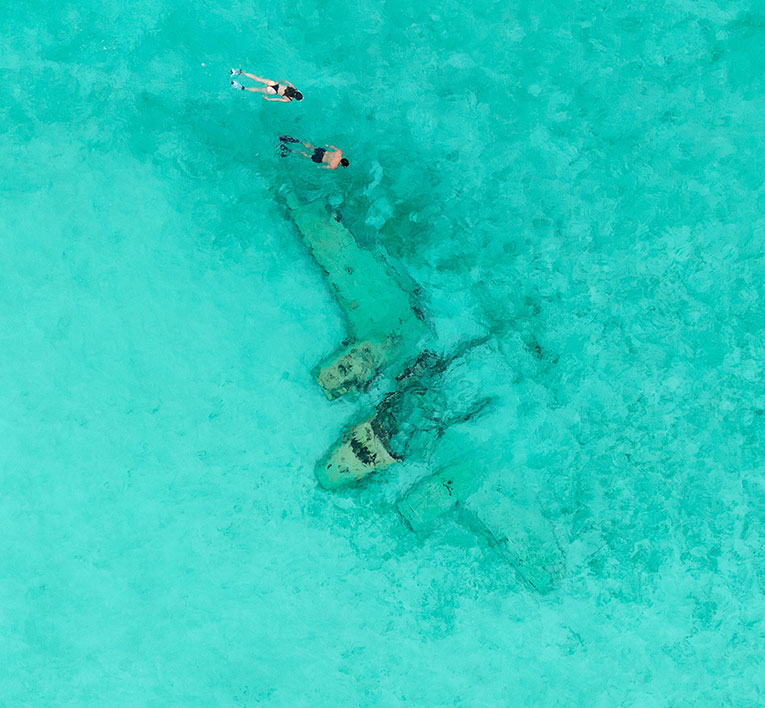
(279, 136, 312, 150)
(231, 81, 264, 94)
(276, 145, 311, 159)
(242, 72, 271, 85)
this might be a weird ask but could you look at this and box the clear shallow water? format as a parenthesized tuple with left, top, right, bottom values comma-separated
(1, 0, 763, 705)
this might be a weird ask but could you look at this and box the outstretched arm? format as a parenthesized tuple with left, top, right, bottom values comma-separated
(263, 96, 291, 102)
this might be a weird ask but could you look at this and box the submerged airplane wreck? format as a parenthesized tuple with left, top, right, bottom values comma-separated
(283, 194, 564, 593)
(282, 191, 426, 400)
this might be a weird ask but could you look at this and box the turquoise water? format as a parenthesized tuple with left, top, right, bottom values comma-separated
(1, 0, 764, 704)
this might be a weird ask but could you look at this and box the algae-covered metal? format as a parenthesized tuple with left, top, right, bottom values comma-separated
(282, 192, 562, 593)
(315, 420, 398, 489)
(315, 339, 390, 400)
(315, 340, 494, 489)
(398, 459, 564, 592)
(465, 486, 564, 593)
(397, 463, 480, 531)
(283, 193, 426, 398)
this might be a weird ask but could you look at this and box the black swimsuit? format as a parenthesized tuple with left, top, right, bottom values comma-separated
(268, 83, 280, 95)
(311, 148, 327, 164)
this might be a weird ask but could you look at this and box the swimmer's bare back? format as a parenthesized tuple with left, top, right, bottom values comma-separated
(319, 145, 345, 169)
(279, 136, 350, 169)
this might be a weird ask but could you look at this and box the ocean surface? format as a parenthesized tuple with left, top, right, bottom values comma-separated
(1, 0, 763, 705)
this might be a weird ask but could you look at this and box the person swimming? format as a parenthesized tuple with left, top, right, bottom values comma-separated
(279, 136, 350, 169)
(230, 69, 303, 102)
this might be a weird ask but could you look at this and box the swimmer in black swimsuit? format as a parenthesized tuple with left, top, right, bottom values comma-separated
(279, 136, 350, 169)
(311, 147, 327, 163)
(229, 69, 303, 102)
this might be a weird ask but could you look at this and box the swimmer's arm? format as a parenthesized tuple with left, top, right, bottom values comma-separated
(324, 144, 339, 150)
(283, 80, 295, 87)
(263, 96, 290, 102)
